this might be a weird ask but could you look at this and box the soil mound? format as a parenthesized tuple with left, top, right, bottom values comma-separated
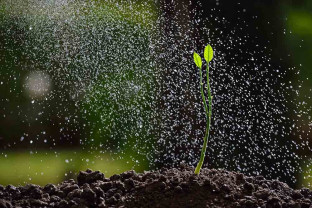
(0, 165, 311, 208)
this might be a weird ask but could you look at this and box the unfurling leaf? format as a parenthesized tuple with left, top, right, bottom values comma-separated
(204, 44, 213, 63)
(193, 52, 202, 69)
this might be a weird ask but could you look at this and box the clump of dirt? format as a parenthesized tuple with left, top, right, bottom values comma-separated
(0, 165, 311, 208)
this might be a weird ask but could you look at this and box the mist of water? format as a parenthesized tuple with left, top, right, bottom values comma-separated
(0, 0, 311, 186)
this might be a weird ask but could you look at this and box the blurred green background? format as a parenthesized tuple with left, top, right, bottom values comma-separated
(0, 0, 312, 188)
(0, 0, 157, 185)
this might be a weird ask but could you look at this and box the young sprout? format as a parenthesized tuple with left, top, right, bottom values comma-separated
(193, 44, 214, 174)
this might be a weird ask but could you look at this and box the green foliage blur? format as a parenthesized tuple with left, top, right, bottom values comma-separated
(0, 0, 157, 185)
(282, 1, 312, 187)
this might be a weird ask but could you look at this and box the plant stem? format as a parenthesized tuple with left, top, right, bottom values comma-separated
(194, 64, 212, 174)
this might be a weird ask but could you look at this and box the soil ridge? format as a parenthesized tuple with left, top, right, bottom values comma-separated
(0, 165, 311, 208)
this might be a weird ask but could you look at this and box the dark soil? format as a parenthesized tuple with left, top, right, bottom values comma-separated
(0, 165, 311, 208)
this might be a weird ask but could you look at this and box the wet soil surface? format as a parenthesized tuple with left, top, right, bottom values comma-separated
(0, 165, 311, 208)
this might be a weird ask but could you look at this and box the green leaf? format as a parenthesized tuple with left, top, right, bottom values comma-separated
(204, 44, 214, 63)
(193, 52, 202, 69)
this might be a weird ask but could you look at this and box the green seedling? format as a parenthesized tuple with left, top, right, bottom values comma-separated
(193, 44, 214, 174)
